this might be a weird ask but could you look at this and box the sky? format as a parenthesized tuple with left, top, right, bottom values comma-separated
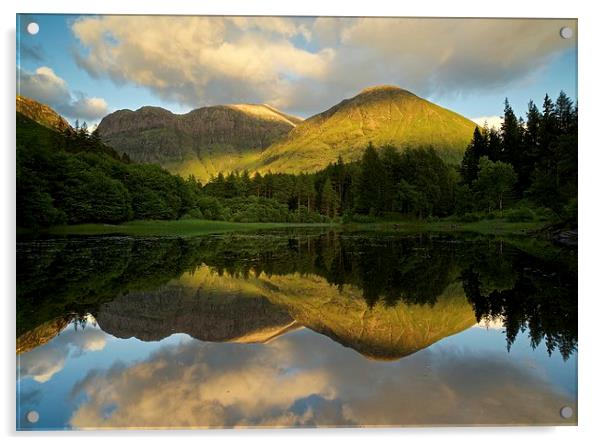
(16, 14, 577, 128)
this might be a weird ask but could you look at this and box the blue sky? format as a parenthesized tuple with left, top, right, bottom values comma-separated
(17, 14, 577, 127)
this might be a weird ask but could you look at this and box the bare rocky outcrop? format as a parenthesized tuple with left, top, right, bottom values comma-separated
(96, 104, 301, 168)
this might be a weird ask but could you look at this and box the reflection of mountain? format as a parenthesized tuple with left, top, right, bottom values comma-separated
(96, 266, 476, 360)
(96, 284, 296, 343)
(17, 316, 72, 354)
(267, 279, 475, 360)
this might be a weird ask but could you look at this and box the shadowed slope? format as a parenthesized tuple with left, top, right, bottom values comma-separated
(97, 104, 302, 181)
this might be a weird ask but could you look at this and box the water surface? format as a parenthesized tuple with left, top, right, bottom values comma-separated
(16, 231, 577, 429)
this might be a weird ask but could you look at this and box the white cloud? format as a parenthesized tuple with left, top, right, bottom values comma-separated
(66, 95, 109, 122)
(471, 115, 504, 130)
(19, 66, 70, 106)
(71, 16, 332, 111)
(18, 66, 109, 122)
(70, 16, 575, 115)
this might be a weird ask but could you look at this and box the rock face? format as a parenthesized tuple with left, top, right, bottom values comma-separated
(257, 85, 478, 173)
(16, 95, 71, 132)
(97, 104, 302, 181)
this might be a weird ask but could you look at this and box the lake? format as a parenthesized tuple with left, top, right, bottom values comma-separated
(16, 230, 577, 429)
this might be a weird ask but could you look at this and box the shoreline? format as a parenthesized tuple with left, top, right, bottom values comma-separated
(17, 218, 552, 238)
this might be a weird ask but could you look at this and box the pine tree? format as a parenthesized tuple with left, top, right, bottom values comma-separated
(320, 177, 338, 218)
(356, 143, 385, 214)
(252, 172, 262, 197)
(460, 126, 487, 185)
(555, 91, 575, 133)
(500, 98, 521, 167)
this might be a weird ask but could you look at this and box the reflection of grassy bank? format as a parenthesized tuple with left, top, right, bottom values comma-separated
(23, 218, 546, 237)
(345, 219, 546, 236)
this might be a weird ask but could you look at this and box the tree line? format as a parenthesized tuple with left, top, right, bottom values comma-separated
(459, 91, 577, 219)
(17, 91, 577, 228)
(202, 91, 576, 224)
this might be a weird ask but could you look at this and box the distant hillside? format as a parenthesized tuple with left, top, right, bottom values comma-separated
(16, 95, 71, 133)
(255, 85, 477, 173)
(97, 104, 302, 181)
(16, 102, 122, 161)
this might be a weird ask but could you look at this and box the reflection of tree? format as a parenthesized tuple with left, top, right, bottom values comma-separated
(18, 231, 577, 360)
(198, 233, 456, 308)
(17, 237, 207, 336)
(461, 244, 577, 360)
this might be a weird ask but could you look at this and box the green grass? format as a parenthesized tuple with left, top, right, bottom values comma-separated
(23, 217, 548, 238)
(39, 219, 334, 237)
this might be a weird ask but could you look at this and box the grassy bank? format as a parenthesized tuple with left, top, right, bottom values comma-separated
(34, 219, 334, 237)
(18, 217, 550, 238)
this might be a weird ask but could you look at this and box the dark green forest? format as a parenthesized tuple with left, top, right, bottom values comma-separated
(17, 92, 577, 228)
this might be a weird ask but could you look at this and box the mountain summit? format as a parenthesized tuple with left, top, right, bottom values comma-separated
(255, 85, 477, 173)
(96, 86, 477, 180)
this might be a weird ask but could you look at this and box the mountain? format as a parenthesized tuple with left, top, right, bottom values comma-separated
(255, 85, 477, 173)
(16, 95, 71, 133)
(97, 104, 302, 181)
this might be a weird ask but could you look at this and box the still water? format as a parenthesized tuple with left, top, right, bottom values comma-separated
(16, 231, 577, 429)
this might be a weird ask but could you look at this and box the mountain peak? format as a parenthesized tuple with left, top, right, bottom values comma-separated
(225, 104, 302, 127)
(257, 85, 478, 173)
(359, 85, 410, 95)
(16, 95, 71, 132)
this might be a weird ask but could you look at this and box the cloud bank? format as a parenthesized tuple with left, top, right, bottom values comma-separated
(19, 66, 109, 121)
(70, 16, 575, 115)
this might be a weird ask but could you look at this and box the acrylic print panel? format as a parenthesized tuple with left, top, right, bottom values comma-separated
(16, 15, 577, 430)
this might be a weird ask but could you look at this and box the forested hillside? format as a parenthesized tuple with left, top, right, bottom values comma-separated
(17, 91, 577, 229)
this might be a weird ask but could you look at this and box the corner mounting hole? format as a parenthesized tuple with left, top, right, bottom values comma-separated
(560, 406, 573, 419)
(26, 22, 39, 35)
(560, 27, 573, 39)
(26, 410, 39, 423)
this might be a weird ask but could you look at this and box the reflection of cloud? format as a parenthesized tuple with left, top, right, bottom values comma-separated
(70, 339, 343, 428)
(70, 16, 574, 114)
(18, 325, 107, 383)
(476, 316, 506, 330)
(69, 329, 575, 428)
(18, 66, 109, 121)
